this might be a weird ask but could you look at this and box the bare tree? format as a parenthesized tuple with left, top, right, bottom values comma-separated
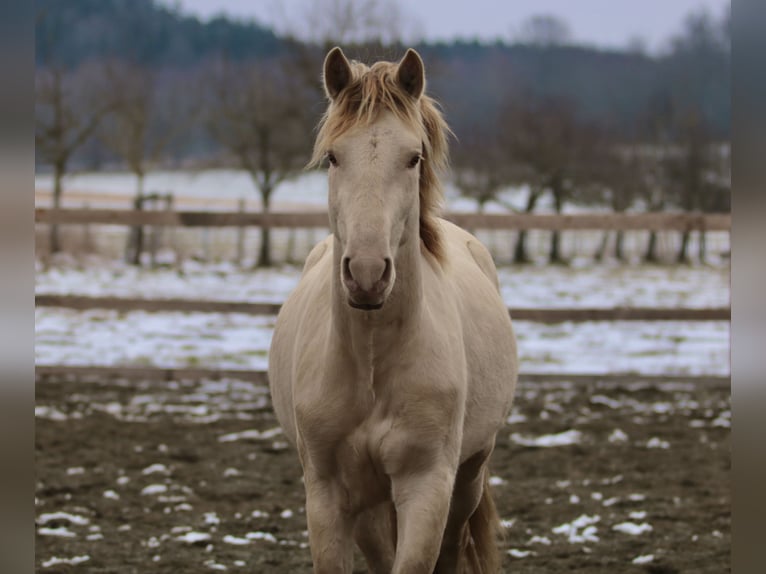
(99, 62, 191, 264)
(664, 111, 719, 263)
(501, 97, 597, 264)
(276, 0, 420, 47)
(204, 57, 314, 267)
(451, 127, 524, 215)
(589, 144, 650, 262)
(35, 63, 114, 253)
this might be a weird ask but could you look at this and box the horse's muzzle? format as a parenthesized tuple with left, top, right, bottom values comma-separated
(342, 255, 392, 310)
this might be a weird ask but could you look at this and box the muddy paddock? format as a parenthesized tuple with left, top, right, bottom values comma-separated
(36, 376, 729, 573)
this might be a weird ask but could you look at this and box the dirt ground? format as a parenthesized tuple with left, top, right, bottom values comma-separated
(35, 375, 730, 573)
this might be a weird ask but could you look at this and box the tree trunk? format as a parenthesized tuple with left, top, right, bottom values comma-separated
(50, 162, 65, 254)
(594, 231, 609, 262)
(644, 231, 659, 263)
(127, 173, 145, 266)
(256, 189, 273, 268)
(677, 230, 691, 264)
(548, 184, 566, 265)
(512, 188, 541, 264)
(698, 229, 706, 263)
(614, 230, 626, 262)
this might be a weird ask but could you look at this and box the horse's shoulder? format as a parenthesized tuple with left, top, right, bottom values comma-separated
(465, 239, 500, 290)
(302, 235, 332, 275)
(437, 219, 500, 290)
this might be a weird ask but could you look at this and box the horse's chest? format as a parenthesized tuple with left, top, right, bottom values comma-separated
(302, 404, 394, 510)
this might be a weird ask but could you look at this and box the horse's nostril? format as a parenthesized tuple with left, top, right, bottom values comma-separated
(342, 257, 352, 282)
(381, 257, 392, 284)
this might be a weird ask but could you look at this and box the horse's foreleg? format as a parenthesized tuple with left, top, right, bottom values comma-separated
(390, 465, 455, 573)
(303, 471, 354, 574)
(435, 449, 492, 573)
(354, 501, 397, 574)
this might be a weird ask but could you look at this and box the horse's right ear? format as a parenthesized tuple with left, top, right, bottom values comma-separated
(323, 47, 352, 101)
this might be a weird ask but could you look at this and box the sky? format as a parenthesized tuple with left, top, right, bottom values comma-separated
(164, 0, 730, 53)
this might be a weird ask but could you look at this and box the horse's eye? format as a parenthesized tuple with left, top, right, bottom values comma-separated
(408, 155, 421, 169)
(327, 152, 338, 167)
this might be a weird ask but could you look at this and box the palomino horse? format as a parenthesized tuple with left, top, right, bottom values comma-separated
(269, 47, 517, 573)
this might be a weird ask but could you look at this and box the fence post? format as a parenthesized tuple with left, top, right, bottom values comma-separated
(148, 195, 159, 268)
(236, 198, 246, 268)
(81, 202, 92, 257)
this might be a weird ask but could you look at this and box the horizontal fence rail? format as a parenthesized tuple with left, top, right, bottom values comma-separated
(35, 208, 731, 231)
(34, 365, 730, 387)
(35, 295, 730, 322)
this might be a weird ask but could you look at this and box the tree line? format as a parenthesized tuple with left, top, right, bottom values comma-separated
(35, 0, 730, 266)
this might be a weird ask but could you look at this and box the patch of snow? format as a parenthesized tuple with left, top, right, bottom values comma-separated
(488, 476, 506, 486)
(66, 467, 85, 475)
(223, 468, 241, 477)
(251, 510, 269, 518)
(608, 429, 629, 443)
(176, 531, 211, 544)
(103, 490, 120, 500)
(141, 484, 168, 496)
(38, 512, 90, 526)
(632, 554, 654, 564)
(506, 410, 527, 424)
(223, 535, 251, 545)
(511, 429, 582, 448)
(35, 406, 68, 421)
(613, 522, 653, 535)
(218, 428, 283, 442)
(528, 535, 551, 545)
(552, 515, 600, 544)
(500, 519, 515, 529)
(628, 494, 646, 501)
(41, 555, 90, 568)
(507, 549, 532, 558)
(630, 511, 647, 520)
(280, 509, 294, 519)
(38, 527, 77, 537)
(204, 513, 220, 525)
(570, 494, 580, 504)
(712, 411, 731, 428)
(647, 437, 670, 449)
(142, 463, 170, 475)
(246, 531, 277, 543)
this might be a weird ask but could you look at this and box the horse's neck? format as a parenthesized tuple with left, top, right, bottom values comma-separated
(331, 235, 423, 363)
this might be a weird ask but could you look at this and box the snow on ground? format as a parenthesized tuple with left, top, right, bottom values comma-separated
(36, 259, 729, 309)
(35, 260, 730, 376)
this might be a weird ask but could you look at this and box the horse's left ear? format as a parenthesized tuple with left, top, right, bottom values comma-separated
(397, 49, 425, 100)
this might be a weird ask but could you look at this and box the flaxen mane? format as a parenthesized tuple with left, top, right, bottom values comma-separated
(310, 59, 452, 262)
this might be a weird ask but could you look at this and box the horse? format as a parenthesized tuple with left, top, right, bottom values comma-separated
(269, 47, 518, 573)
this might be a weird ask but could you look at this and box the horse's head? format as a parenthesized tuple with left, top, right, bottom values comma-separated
(312, 47, 449, 310)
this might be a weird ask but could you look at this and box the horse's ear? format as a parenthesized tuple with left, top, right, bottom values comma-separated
(396, 49, 425, 100)
(323, 46, 352, 100)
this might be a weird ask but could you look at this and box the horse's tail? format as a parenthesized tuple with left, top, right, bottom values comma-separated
(463, 469, 502, 573)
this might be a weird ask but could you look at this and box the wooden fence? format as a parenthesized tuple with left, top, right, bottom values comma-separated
(35, 294, 730, 323)
(35, 208, 731, 231)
